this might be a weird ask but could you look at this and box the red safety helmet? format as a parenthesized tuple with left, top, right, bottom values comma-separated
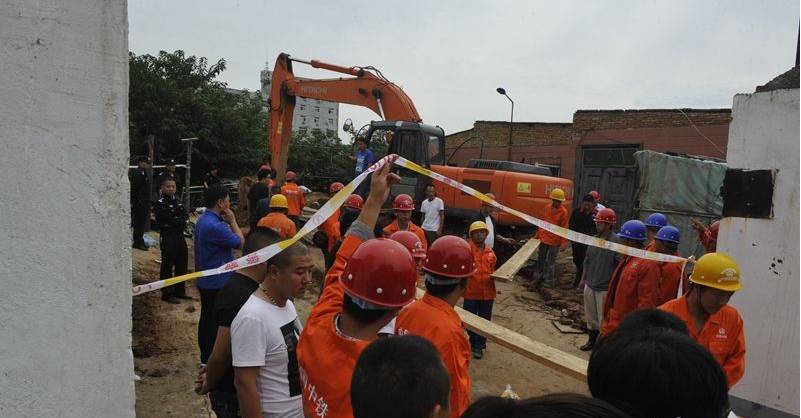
(329, 182, 345, 194)
(589, 190, 601, 203)
(422, 235, 476, 278)
(393, 194, 414, 212)
(285, 171, 297, 181)
(343, 194, 364, 211)
(340, 239, 417, 308)
(390, 231, 426, 259)
(594, 207, 617, 224)
(708, 221, 720, 242)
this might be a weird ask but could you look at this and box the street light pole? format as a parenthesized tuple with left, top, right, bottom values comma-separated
(496, 87, 514, 161)
(180, 137, 199, 210)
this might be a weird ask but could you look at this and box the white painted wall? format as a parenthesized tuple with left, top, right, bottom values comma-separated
(0, 1, 134, 417)
(721, 88, 800, 416)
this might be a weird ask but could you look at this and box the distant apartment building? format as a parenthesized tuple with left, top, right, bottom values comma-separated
(260, 68, 339, 136)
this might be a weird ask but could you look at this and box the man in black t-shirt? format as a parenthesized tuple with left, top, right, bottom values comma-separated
(247, 168, 272, 227)
(568, 194, 598, 289)
(195, 227, 280, 418)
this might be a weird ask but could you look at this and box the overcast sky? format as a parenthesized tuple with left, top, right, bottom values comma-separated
(129, 0, 798, 138)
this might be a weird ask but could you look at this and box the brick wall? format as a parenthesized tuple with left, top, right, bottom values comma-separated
(572, 109, 731, 136)
(445, 121, 572, 155)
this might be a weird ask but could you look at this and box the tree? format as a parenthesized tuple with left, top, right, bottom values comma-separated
(129, 50, 267, 183)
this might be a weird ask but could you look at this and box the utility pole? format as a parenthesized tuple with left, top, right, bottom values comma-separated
(181, 137, 199, 210)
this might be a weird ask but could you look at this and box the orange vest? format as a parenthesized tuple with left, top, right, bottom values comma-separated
(382, 220, 429, 251)
(396, 294, 471, 418)
(464, 242, 497, 300)
(534, 204, 569, 247)
(320, 209, 341, 252)
(601, 255, 661, 335)
(280, 183, 305, 216)
(660, 296, 746, 388)
(256, 211, 297, 238)
(297, 234, 366, 418)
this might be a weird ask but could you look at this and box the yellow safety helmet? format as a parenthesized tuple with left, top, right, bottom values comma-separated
(269, 194, 289, 209)
(549, 188, 566, 202)
(689, 252, 742, 292)
(469, 221, 489, 235)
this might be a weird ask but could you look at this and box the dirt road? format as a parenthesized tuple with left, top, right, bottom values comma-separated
(132, 235, 589, 417)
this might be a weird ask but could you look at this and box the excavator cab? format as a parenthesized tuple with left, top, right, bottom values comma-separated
(362, 120, 445, 207)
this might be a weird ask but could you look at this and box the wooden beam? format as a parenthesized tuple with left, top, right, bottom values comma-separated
(491, 238, 541, 282)
(415, 288, 588, 380)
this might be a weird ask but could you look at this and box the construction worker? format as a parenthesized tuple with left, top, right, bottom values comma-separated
(569, 194, 598, 288)
(532, 188, 569, 290)
(383, 194, 428, 251)
(351, 335, 451, 418)
(320, 182, 345, 253)
(462, 222, 497, 359)
(644, 212, 668, 251)
(600, 219, 661, 336)
(325, 194, 364, 270)
(256, 194, 297, 239)
(578, 207, 618, 351)
(653, 225, 685, 304)
(692, 218, 719, 252)
(589, 190, 605, 212)
(389, 230, 427, 271)
(297, 162, 418, 418)
(153, 177, 190, 304)
(280, 170, 305, 226)
(660, 252, 746, 388)
(396, 235, 476, 418)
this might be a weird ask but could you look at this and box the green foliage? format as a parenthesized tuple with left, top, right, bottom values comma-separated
(129, 50, 267, 183)
(287, 130, 353, 192)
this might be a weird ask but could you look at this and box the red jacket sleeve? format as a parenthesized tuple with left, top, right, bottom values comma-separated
(636, 261, 662, 309)
(723, 316, 746, 388)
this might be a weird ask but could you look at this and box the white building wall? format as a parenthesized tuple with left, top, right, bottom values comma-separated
(261, 69, 339, 134)
(721, 88, 799, 416)
(0, 1, 135, 417)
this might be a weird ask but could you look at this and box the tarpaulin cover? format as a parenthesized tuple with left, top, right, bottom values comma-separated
(634, 150, 727, 258)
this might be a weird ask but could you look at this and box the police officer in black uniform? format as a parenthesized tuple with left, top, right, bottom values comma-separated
(131, 156, 151, 250)
(154, 176, 191, 303)
(156, 158, 182, 199)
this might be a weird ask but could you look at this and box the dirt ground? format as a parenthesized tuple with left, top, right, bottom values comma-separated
(132, 233, 589, 417)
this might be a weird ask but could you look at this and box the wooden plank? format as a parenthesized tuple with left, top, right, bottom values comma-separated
(491, 238, 541, 282)
(415, 288, 588, 380)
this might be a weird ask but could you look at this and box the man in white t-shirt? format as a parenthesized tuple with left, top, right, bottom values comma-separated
(420, 184, 445, 245)
(473, 192, 517, 250)
(231, 242, 314, 418)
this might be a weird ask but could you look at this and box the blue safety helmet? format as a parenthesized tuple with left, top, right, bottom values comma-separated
(655, 225, 681, 244)
(645, 213, 668, 229)
(617, 220, 648, 242)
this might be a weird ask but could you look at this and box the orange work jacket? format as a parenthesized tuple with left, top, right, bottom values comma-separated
(256, 211, 297, 239)
(297, 234, 366, 418)
(534, 204, 569, 247)
(657, 256, 685, 305)
(464, 242, 498, 300)
(601, 255, 661, 335)
(660, 295, 746, 387)
(396, 294, 471, 418)
(280, 183, 305, 217)
(320, 208, 341, 252)
(382, 220, 429, 252)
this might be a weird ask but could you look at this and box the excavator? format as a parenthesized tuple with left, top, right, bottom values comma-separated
(267, 53, 573, 232)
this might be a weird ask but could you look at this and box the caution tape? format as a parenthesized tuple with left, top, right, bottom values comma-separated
(392, 156, 687, 264)
(132, 154, 398, 296)
(133, 153, 687, 296)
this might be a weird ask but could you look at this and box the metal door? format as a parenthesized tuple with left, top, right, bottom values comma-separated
(577, 146, 640, 225)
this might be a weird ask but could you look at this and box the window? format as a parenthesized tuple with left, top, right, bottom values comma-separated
(328, 118, 334, 126)
(314, 106, 320, 113)
(300, 104, 306, 111)
(314, 117, 319, 124)
(328, 108, 333, 114)
(300, 116, 306, 124)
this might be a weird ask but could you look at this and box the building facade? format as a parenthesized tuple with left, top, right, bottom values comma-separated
(260, 68, 339, 136)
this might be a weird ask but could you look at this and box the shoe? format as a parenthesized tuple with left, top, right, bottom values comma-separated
(472, 348, 484, 359)
(580, 330, 599, 351)
(133, 243, 149, 251)
(162, 297, 180, 305)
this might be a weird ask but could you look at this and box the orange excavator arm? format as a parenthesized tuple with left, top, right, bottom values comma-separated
(268, 53, 422, 183)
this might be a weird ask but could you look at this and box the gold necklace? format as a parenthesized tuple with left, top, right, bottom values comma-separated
(259, 284, 279, 306)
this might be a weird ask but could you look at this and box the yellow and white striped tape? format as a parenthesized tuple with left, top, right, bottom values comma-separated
(133, 154, 686, 296)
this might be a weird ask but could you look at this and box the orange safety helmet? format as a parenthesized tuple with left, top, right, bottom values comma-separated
(343, 194, 364, 211)
(285, 171, 297, 181)
(422, 235, 476, 278)
(390, 231, 426, 259)
(594, 207, 617, 224)
(329, 182, 345, 194)
(340, 239, 417, 308)
(393, 194, 414, 212)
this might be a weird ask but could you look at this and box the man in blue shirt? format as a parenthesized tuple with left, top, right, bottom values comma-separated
(352, 138, 375, 175)
(194, 184, 244, 365)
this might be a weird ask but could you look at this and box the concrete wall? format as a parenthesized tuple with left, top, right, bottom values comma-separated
(0, 1, 134, 417)
(720, 89, 799, 417)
